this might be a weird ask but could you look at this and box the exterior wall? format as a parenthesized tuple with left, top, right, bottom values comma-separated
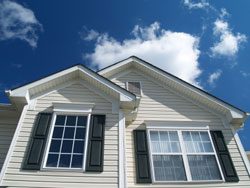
(0, 117, 18, 172)
(1, 81, 119, 188)
(111, 69, 250, 188)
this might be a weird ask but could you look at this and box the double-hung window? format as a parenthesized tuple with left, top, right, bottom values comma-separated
(148, 129, 223, 182)
(44, 114, 89, 170)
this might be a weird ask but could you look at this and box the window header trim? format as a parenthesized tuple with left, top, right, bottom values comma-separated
(145, 120, 210, 130)
(53, 103, 94, 113)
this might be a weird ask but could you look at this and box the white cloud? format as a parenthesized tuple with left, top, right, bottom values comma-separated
(183, 0, 210, 10)
(0, 0, 42, 47)
(84, 22, 202, 86)
(82, 29, 100, 41)
(210, 19, 247, 58)
(240, 71, 250, 77)
(208, 69, 222, 86)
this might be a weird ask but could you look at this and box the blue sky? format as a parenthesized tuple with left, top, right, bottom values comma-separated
(0, 0, 250, 150)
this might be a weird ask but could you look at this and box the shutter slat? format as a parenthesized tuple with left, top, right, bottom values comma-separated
(210, 130, 239, 182)
(86, 115, 105, 172)
(23, 113, 52, 170)
(134, 130, 152, 183)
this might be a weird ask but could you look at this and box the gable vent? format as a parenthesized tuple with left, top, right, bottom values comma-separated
(127, 82, 141, 96)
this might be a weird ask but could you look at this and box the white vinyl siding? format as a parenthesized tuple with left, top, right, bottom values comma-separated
(1, 82, 119, 188)
(0, 117, 18, 172)
(111, 69, 250, 187)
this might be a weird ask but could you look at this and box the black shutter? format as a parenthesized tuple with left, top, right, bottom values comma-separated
(86, 115, 105, 172)
(210, 130, 239, 182)
(134, 130, 152, 183)
(23, 113, 52, 170)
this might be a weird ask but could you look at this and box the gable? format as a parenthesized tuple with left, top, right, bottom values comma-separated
(99, 56, 248, 127)
(111, 69, 223, 127)
(7, 64, 136, 112)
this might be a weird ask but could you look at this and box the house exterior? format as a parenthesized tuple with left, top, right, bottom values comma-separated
(0, 56, 250, 188)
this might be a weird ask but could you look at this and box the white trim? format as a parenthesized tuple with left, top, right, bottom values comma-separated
(0, 105, 28, 185)
(53, 102, 94, 113)
(41, 112, 91, 171)
(231, 127, 250, 175)
(118, 111, 126, 188)
(146, 128, 224, 183)
(145, 120, 210, 130)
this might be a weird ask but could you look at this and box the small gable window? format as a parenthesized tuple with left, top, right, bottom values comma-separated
(126, 81, 141, 96)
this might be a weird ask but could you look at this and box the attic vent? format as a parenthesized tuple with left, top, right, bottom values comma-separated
(126, 82, 141, 96)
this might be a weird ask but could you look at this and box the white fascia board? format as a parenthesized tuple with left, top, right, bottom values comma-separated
(8, 65, 135, 103)
(77, 65, 135, 102)
(9, 66, 79, 97)
(98, 57, 134, 75)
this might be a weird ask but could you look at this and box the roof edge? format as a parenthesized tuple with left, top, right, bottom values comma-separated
(98, 55, 247, 115)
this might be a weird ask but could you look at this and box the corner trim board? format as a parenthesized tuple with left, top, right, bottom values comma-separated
(119, 111, 126, 188)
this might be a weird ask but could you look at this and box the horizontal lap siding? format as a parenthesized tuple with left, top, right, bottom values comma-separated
(0, 118, 18, 172)
(2, 83, 119, 188)
(111, 70, 250, 188)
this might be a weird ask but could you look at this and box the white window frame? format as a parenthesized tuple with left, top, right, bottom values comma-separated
(146, 127, 225, 183)
(125, 81, 142, 96)
(41, 111, 91, 172)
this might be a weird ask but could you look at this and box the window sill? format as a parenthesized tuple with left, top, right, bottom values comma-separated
(151, 180, 224, 184)
(41, 167, 84, 173)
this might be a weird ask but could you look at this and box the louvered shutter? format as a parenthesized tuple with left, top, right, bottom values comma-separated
(23, 113, 52, 170)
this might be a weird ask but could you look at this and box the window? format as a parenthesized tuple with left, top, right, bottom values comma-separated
(44, 114, 89, 169)
(126, 81, 141, 96)
(148, 130, 222, 182)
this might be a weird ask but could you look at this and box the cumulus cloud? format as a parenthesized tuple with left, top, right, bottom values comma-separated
(84, 22, 202, 86)
(183, 0, 210, 10)
(208, 69, 222, 86)
(210, 19, 247, 58)
(0, 0, 42, 47)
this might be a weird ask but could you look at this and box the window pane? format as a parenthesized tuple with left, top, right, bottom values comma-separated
(73, 140, 84, 153)
(75, 128, 86, 139)
(46, 154, 58, 167)
(188, 155, 222, 180)
(159, 132, 169, 141)
(203, 142, 213, 152)
(64, 127, 75, 139)
(153, 155, 186, 181)
(66, 116, 76, 126)
(183, 131, 214, 153)
(61, 140, 73, 153)
(150, 131, 180, 153)
(150, 131, 159, 141)
(169, 131, 179, 141)
(192, 132, 201, 141)
(71, 155, 83, 168)
(59, 154, 71, 167)
(55, 115, 65, 125)
(77, 116, 87, 127)
(49, 140, 61, 152)
(52, 127, 64, 138)
(200, 132, 210, 141)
